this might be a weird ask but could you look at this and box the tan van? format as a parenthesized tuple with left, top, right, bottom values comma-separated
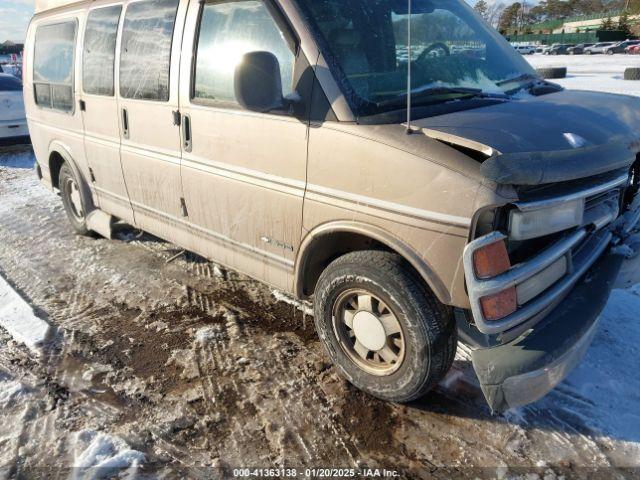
(25, 0, 640, 412)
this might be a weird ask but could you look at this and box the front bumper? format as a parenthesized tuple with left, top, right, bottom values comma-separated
(471, 250, 623, 412)
(470, 199, 639, 412)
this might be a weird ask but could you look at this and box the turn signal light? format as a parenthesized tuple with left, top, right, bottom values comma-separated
(480, 288, 517, 321)
(473, 240, 511, 279)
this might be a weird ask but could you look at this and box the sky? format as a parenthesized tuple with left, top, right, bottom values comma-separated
(0, 0, 33, 43)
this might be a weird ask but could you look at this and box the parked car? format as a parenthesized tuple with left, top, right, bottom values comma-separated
(605, 40, 640, 54)
(584, 42, 616, 54)
(0, 74, 29, 145)
(514, 45, 536, 55)
(627, 44, 640, 54)
(567, 43, 595, 55)
(25, 0, 640, 413)
(545, 44, 574, 55)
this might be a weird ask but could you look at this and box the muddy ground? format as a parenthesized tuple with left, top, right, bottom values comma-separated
(0, 145, 639, 479)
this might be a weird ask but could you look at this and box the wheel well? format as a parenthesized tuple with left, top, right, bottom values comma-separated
(299, 231, 404, 298)
(49, 151, 65, 189)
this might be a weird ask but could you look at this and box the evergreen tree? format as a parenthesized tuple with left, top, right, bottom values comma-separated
(618, 10, 632, 36)
(601, 14, 616, 30)
(499, 2, 522, 32)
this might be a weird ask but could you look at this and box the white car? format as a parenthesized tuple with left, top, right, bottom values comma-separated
(0, 74, 29, 144)
(514, 45, 536, 55)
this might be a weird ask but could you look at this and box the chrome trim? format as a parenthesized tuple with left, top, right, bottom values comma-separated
(514, 174, 629, 212)
(469, 230, 586, 298)
(464, 229, 612, 335)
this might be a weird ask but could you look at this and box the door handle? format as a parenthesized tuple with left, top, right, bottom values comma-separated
(122, 108, 129, 139)
(182, 114, 192, 152)
(79, 100, 86, 111)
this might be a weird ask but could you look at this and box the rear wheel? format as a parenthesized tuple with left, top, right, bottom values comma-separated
(314, 251, 456, 403)
(59, 163, 91, 236)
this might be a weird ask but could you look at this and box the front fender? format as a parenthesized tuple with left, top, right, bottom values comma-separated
(295, 220, 451, 304)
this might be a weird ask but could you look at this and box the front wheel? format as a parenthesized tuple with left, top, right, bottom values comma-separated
(313, 251, 456, 403)
(59, 163, 91, 236)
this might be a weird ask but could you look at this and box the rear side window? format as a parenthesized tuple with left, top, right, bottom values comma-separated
(33, 21, 77, 112)
(83, 5, 122, 96)
(119, 0, 179, 101)
(0, 75, 22, 92)
(193, 0, 295, 105)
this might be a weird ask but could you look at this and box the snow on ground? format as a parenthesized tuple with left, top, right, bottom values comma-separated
(73, 430, 145, 480)
(527, 53, 640, 96)
(0, 274, 50, 352)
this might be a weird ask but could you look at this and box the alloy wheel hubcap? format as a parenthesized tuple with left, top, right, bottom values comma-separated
(332, 290, 405, 376)
(66, 178, 84, 220)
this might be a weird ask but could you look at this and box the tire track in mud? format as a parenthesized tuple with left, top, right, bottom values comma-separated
(2, 154, 637, 477)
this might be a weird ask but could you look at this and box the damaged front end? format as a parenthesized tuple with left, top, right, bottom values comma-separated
(461, 137, 640, 413)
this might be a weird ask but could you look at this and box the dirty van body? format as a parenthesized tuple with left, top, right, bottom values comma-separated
(25, 0, 640, 412)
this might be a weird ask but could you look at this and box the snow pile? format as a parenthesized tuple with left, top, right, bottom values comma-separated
(0, 275, 50, 352)
(0, 377, 30, 409)
(72, 430, 145, 480)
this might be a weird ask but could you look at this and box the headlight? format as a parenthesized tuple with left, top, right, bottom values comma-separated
(509, 199, 584, 241)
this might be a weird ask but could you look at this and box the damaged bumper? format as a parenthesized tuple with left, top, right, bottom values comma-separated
(471, 201, 639, 413)
(471, 251, 623, 412)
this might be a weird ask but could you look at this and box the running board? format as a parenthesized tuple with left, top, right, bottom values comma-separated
(86, 210, 114, 239)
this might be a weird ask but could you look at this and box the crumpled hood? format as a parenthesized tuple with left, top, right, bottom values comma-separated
(414, 89, 640, 154)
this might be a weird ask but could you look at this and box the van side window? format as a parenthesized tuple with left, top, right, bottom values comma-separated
(193, 1, 294, 105)
(83, 5, 122, 96)
(119, 0, 179, 101)
(33, 21, 77, 112)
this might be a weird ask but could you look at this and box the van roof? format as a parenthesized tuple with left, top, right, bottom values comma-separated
(35, 0, 84, 14)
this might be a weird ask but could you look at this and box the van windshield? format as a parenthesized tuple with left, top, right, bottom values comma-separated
(294, 0, 538, 119)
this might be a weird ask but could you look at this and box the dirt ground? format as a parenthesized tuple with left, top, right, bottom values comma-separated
(0, 145, 639, 479)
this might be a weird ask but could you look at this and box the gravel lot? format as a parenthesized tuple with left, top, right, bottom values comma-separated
(1, 60, 640, 477)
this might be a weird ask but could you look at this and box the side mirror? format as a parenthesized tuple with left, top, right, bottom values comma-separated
(234, 51, 286, 113)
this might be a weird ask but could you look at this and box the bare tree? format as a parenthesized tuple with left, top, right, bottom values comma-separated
(487, 2, 507, 28)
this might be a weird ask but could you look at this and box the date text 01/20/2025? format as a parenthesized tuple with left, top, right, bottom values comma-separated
(232, 468, 400, 478)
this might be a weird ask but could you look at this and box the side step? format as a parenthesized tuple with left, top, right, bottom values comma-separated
(86, 210, 115, 240)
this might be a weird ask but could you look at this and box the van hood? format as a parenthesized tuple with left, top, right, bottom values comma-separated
(413, 89, 640, 185)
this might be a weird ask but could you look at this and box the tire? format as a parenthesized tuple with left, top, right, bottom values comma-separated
(606, 50, 614, 55)
(59, 163, 91, 236)
(536, 67, 567, 79)
(624, 67, 640, 81)
(313, 251, 457, 403)
(585, 50, 592, 55)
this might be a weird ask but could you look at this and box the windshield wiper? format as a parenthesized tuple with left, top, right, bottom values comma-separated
(376, 86, 506, 109)
(496, 73, 539, 87)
